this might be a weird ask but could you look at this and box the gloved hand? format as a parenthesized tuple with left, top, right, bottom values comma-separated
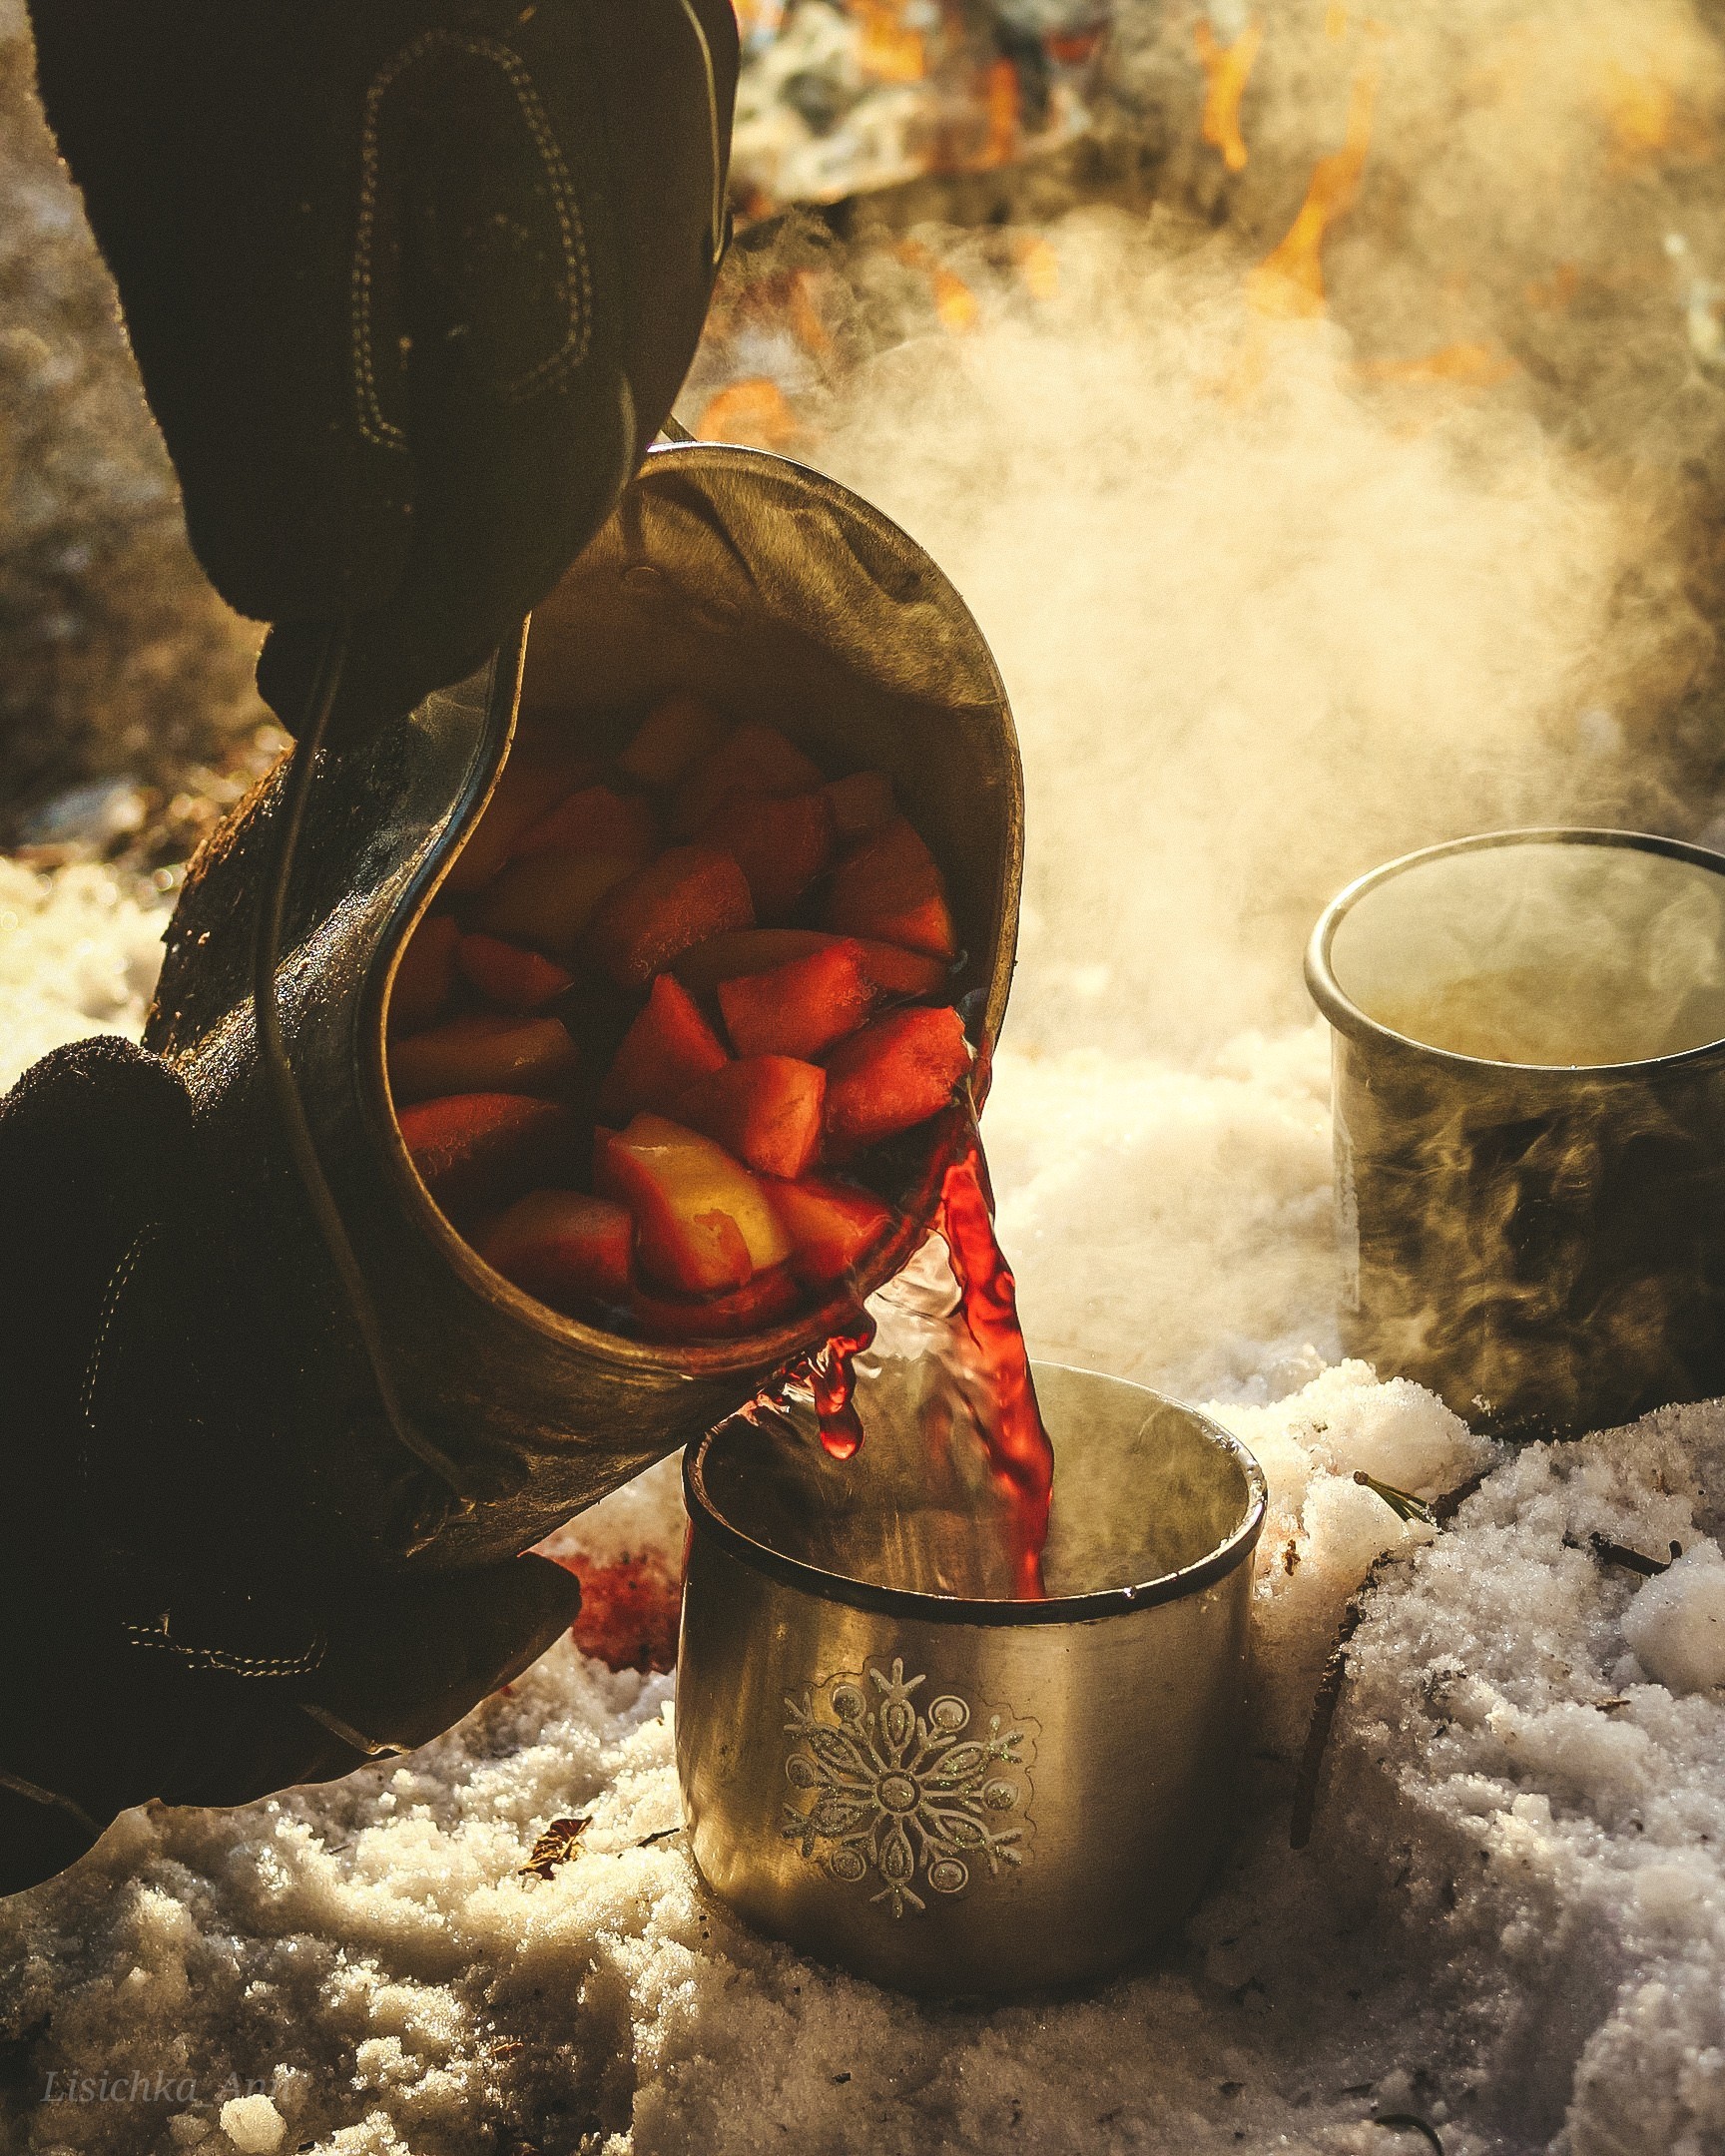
(27, 0, 738, 734)
(1, 0, 740, 1891)
(0, 1034, 584, 1894)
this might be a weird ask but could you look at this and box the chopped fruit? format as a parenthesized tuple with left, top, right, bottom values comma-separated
(595, 1114, 791, 1292)
(825, 769, 895, 839)
(477, 1190, 634, 1309)
(698, 789, 834, 921)
(456, 932, 574, 1011)
(630, 1265, 802, 1339)
(670, 721, 824, 835)
(398, 1093, 576, 1216)
(824, 817, 957, 959)
(389, 914, 458, 1036)
(823, 1006, 973, 1150)
(596, 973, 730, 1121)
(388, 1013, 580, 1105)
(474, 849, 639, 961)
(672, 928, 832, 997)
(675, 927, 948, 1004)
(674, 1056, 826, 1180)
(616, 694, 730, 788)
(512, 783, 659, 862)
(850, 937, 951, 1000)
(719, 940, 879, 1060)
(585, 846, 755, 989)
(443, 749, 600, 894)
(766, 1176, 896, 1284)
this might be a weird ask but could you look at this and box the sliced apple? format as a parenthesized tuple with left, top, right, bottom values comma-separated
(616, 694, 730, 788)
(630, 1265, 802, 1340)
(585, 846, 755, 989)
(442, 748, 600, 894)
(398, 1093, 576, 1217)
(670, 721, 824, 835)
(718, 940, 879, 1061)
(765, 1176, 896, 1285)
(823, 1006, 972, 1150)
(675, 926, 947, 1004)
(697, 789, 834, 921)
(474, 849, 639, 961)
(512, 783, 659, 862)
(388, 1012, 580, 1105)
(824, 816, 957, 960)
(825, 769, 895, 839)
(596, 972, 730, 1121)
(455, 932, 574, 1011)
(674, 1056, 826, 1180)
(595, 1114, 791, 1292)
(477, 1189, 634, 1310)
(389, 913, 458, 1036)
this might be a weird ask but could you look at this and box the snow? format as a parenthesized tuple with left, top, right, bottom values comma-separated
(3, 867, 1723, 2152)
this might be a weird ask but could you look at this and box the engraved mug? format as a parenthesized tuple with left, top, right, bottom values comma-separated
(675, 1361, 1266, 1994)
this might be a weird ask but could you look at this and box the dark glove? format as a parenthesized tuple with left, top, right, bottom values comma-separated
(0, 1035, 584, 1894)
(26, 0, 739, 734)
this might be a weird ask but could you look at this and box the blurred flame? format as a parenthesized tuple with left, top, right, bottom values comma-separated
(697, 377, 800, 449)
(1194, 17, 1263, 175)
(858, 0, 927, 85)
(1599, 61, 1677, 163)
(1357, 340, 1518, 387)
(789, 269, 835, 361)
(1325, 2, 1349, 39)
(1248, 43, 1382, 319)
(1012, 234, 1060, 302)
(898, 240, 981, 332)
(984, 55, 1020, 168)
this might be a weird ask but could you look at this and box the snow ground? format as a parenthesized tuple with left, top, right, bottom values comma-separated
(2, 866, 1722, 2156)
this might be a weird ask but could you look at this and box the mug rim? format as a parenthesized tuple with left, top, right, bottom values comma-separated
(1306, 824, 1725, 1077)
(683, 1361, 1269, 1627)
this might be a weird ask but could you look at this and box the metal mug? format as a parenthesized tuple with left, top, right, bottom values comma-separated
(676, 1361, 1268, 1994)
(1307, 827, 1725, 1437)
(143, 440, 1024, 1567)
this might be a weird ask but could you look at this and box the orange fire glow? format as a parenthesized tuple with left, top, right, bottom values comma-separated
(1357, 340, 1518, 388)
(1524, 262, 1581, 313)
(1194, 16, 1263, 175)
(857, 0, 926, 84)
(984, 55, 1020, 168)
(1247, 44, 1381, 319)
(898, 241, 981, 333)
(697, 377, 800, 450)
(1012, 234, 1059, 302)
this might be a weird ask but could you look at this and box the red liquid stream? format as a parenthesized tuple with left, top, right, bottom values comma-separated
(763, 1101, 1053, 1599)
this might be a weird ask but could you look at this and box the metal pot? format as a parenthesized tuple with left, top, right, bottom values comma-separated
(1308, 827, 1725, 1437)
(144, 442, 1023, 1567)
(676, 1362, 1267, 1995)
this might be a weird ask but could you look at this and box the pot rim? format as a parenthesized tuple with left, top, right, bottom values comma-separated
(1306, 824, 1725, 1077)
(683, 1361, 1269, 1627)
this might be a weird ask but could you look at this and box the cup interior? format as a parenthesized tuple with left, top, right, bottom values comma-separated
(1325, 834, 1725, 1068)
(694, 1360, 1265, 1611)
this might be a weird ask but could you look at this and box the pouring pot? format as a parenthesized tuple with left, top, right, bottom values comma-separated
(143, 443, 1023, 1567)
(1307, 827, 1725, 1437)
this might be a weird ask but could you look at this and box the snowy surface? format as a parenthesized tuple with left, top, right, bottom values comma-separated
(2, 869, 1723, 2153)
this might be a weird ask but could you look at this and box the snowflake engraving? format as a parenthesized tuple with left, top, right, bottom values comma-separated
(781, 1656, 1037, 1917)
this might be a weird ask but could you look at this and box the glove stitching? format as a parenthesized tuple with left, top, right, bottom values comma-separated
(121, 1621, 328, 1681)
(351, 30, 593, 452)
(78, 1222, 158, 1519)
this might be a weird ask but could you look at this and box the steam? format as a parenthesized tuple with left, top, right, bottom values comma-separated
(690, 0, 1725, 1407)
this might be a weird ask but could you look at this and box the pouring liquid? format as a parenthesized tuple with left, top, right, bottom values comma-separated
(769, 1105, 1054, 1599)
